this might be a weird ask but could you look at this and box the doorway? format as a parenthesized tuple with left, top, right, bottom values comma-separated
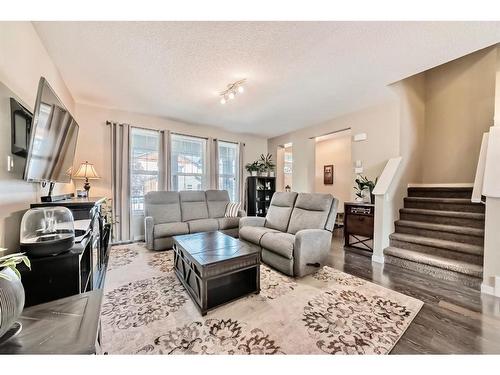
(277, 142, 293, 192)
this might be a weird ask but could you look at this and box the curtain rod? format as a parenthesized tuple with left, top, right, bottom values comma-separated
(213, 138, 245, 147)
(107, 121, 245, 146)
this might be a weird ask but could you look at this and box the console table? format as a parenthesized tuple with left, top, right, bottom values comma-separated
(0, 290, 102, 354)
(344, 202, 375, 252)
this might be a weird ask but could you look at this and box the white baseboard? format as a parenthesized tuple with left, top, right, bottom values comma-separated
(372, 254, 385, 264)
(481, 283, 500, 297)
(407, 183, 474, 188)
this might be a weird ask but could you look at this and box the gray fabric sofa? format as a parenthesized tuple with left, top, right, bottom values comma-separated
(144, 190, 245, 251)
(239, 192, 338, 277)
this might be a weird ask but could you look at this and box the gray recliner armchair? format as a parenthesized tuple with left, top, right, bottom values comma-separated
(239, 192, 338, 277)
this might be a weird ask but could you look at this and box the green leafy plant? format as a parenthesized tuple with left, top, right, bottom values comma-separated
(259, 153, 275, 172)
(245, 161, 261, 173)
(353, 175, 378, 201)
(0, 252, 31, 281)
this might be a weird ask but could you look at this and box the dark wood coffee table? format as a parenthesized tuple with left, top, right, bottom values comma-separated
(173, 231, 261, 316)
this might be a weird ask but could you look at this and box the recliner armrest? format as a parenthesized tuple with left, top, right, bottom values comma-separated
(144, 216, 155, 250)
(239, 216, 266, 229)
(293, 229, 332, 277)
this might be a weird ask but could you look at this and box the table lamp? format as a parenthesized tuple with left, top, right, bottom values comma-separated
(73, 161, 100, 195)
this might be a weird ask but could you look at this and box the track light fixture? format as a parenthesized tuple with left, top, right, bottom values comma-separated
(219, 79, 246, 104)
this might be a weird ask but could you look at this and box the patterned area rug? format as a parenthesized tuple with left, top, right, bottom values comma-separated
(101, 242, 423, 355)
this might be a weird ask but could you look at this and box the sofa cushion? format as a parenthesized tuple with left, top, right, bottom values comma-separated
(239, 226, 278, 245)
(180, 191, 209, 221)
(206, 190, 230, 218)
(217, 217, 239, 230)
(264, 192, 298, 232)
(187, 218, 219, 233)
(260, 232, 295, 259)
(145, 191, 181, 224)
(154, 222, 189, 238)
(287, 193, 333, 235)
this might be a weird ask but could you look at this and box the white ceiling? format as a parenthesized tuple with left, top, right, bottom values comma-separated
(33, 21, 500, 138)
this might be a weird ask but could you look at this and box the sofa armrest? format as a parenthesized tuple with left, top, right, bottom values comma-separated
(144, 216, 155, 250)
(294, 229, 332, 277)
(239, 216, 266, 229)
(237, 209, 246, 218)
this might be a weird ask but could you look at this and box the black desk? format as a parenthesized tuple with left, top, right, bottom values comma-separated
(0, 290, 102, 354)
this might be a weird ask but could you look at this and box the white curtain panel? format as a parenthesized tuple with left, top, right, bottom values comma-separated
(210, 138, 220, 190)
(159, 130, 171, 190)
(239, 142, 246, 206)
(109, 121, 131, 242)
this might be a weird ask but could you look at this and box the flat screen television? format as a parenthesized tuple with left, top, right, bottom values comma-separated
(24, 77, 79, 184)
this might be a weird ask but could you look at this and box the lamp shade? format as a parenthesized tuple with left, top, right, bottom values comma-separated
(73, 161, 100, 180)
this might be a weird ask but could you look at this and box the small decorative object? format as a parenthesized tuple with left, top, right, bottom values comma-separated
(285, 185, 291, 192)
(324, 165, 334, 185)
(0, 251, 31, 343)
(76, 189, 88, 198)
(20, 207, 75, 258)
(73, 161, 100, 196)
(353, 175, 378, 204)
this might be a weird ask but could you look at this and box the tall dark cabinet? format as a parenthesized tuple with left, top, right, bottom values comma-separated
(246, 176, 276, 217)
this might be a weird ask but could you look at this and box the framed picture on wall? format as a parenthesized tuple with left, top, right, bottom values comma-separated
(324, 164, 334, 185)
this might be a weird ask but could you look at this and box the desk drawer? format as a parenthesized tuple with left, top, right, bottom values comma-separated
(346, 215, 374, 237)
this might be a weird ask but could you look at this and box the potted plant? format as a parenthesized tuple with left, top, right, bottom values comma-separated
(353, 175, 378, 204)
(245, 161, 260, 176)
(259, 153, 276, 177)
(0, 251, 30, 341)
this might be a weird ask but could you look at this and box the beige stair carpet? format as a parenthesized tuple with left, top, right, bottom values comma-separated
(101, 243, 423, 355)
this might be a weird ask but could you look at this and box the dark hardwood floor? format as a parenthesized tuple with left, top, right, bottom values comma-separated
(328, 228, 500, 354)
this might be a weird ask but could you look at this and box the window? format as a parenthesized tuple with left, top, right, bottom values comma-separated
(171, 134, 207, 191)
(284, 147, 293, 189)
(130, 128, 160, 215)
(218, 141, 240, 202)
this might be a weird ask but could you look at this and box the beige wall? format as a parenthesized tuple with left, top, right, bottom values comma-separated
(314, 132, 352, 211)
(422, 46, 496, 183)
(0, 22, 76, 253)
(268, 101, 400, 199)
(74, 103, 268, 200)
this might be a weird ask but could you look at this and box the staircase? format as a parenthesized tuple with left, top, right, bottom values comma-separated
(384, 187, 485, 289)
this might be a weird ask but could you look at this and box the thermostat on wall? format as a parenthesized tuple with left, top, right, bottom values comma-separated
(353, 133, 367, 142)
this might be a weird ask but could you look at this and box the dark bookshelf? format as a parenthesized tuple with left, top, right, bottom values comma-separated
(246, 176, 276, 217)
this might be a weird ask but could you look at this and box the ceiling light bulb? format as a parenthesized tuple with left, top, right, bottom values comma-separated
(220, 97, 226, 104)
(228, 92, 235, 100)
(238, 86, 244, 93)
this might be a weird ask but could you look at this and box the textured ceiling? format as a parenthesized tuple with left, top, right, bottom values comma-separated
(33, 21, 500, 138)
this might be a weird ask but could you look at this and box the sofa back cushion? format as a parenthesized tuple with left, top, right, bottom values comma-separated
(205, 190, 230, 218)
(144, 191, 181, 224)
(287, 193, 334, 234)
(180, 191, 209, 221)
(264, 192, 298, 232)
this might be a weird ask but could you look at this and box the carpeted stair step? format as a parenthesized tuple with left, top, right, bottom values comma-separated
(399, 208, 485, 229)
(389, 232, 483, 264)
(404, 197, 485, 213)
(407, 187, 473, 199)
(384, 246, 483, 289)
(394, 220, 484, 246)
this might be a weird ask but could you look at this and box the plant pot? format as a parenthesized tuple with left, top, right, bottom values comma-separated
(269, 171, 275, 177)
(251, 171, 258, 177)
(0, 267, 25, 340)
